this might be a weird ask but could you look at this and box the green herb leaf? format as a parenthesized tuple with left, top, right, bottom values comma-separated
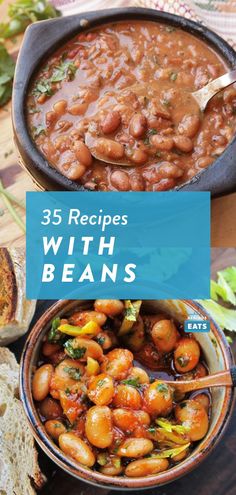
(148, 128, 158, 136)
(51, 61, 77, 83)
(211, 272, 236, 306)
(31, 124, 45, 138)
(32, 61, 77, 99)
(0, 43, 15, 106)
(33, 80, 53, 97)
(97, 379, 106, 388)
(162, 99, 170, 107)
(64, 339, 86, 359)
(121, 377, 141, 388)
(170, 71, 178, 82)
(211, 280, 226, 301)
(124, 300, 139, 321)
(199, 299, 236, 332)
(156, 383, 170, 396)
(113, 458, 121, 469)
(96, 336, 105, 346)
(0, 178, 25, 232)
(176, 356, 189, 368)
(148, 426, 156, 434)
(97, 453, 108, 466)
(48, 317, 62, 343)
(0, 0, 61, 39)
(165, 26, 176, 33)
(63, 366, 81, 381)
(219, 267, 236, 292)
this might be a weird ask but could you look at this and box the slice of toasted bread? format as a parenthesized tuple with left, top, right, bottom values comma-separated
(0, 348, 45, 494)
(0, 248, 16, 327)
(0, 346, 18, 368)
(0, 248, 36, 345)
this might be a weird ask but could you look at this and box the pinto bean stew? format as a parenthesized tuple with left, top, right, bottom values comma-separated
(27, 21, 236, 191)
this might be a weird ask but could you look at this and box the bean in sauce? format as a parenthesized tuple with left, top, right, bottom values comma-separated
(32, 299, 211, 477)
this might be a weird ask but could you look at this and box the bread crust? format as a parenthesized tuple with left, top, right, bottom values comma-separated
(0, 347, 45, 494)
(0, 247, 17, 325)
(0, 248, 36, 345)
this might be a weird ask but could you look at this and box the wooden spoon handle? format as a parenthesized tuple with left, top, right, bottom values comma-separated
(166, 366, 236, 393)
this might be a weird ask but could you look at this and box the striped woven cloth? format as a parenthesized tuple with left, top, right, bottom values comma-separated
(54, 0, 236, 49)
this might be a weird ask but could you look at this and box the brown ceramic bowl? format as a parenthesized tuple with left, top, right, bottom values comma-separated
(13, 7, 236, 196)
(20, 299, 235, 490)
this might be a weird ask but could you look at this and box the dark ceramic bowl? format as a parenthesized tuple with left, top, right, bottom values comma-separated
(13, 8, 236, 196)
(20, 299, 235, 490)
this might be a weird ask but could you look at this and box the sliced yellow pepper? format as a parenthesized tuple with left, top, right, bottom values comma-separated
(58, 320, 100, 337)
(86, 357, 100, 376)
(151, 443, 190, 459)
(149, 427, 190, 445)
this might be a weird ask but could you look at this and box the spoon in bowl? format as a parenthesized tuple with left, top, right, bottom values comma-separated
(85, 131, 133, 167)
(192, 68, 236, 111)
(164, 365, 236, 393)
(85, 69, 236, 166)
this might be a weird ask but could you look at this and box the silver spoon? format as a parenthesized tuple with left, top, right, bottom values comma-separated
(85, 132, 133, 167)
(86, 70, 236, 165)
(192, 68, 236, 111)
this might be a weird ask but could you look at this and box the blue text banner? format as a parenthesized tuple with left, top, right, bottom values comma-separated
(26, 192, 210, 300)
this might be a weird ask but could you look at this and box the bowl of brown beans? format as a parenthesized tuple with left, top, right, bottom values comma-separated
(20, 299, 235, 489)
(13, 8, 236, 195)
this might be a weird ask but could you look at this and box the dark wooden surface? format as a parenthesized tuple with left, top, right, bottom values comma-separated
(10, 248, 236, 495)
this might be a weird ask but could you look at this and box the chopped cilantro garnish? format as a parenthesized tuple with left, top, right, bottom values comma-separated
(170, 71, 178, 82)
(48, 317, 62, 343)
(149, 128, 158, 136)
(97, 453, 108, 466)
(54, 422, 63, 428)
(113, 458, 121, 469)
(51, 61, 77, 83)
(121, 377, 141, 389)
(148, 426, 156, 434)
(31, 125, 45, 139)
(144, 128, 158, 146)
(32, 61, 77, 99)
(177, 356, 190, 368)
(96, 336, 105, 346)
(156, 383, 170, 395)
(162, 99, 170, 107)
(97, 379, 106, 388)
(63, 366, 81, 381)
(165, 26, 176, 33)
(64, 339, 86, 359)
(0, 44, 15, 107)
(33, 80, 53, 97)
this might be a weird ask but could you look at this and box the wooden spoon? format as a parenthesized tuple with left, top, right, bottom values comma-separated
(164, 366, 236, 393)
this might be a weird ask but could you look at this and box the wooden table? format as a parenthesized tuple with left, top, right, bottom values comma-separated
(9, 248, 236, 495)
(1, 0, 236, 247)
